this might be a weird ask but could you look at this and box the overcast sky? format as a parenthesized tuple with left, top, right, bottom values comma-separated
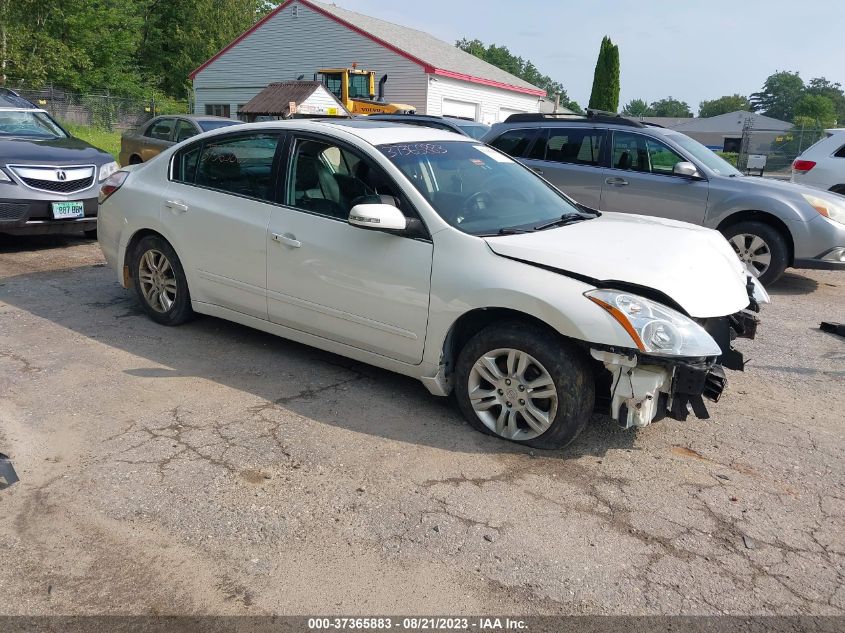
(333, 0, 845, 112)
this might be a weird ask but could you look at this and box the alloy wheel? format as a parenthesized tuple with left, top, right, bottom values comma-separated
(138, 249, 177, 313)
(468, 348, 558, 441)
(728, 233, 772, 278)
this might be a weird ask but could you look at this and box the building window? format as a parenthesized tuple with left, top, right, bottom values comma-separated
(205, 104, 231, 118)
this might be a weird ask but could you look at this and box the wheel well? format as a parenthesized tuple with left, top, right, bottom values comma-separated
(129, 155, 143, 165)
(717, 210, 794, 265)
(124, 228, 167, 274)
(440, 307, 607, 402)
(442, 308, 567, 377)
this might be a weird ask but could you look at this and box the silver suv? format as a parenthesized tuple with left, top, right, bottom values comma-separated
(483, 113, 845, 285)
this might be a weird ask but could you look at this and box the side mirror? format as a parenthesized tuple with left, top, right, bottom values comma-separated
(673, 161, 701, 178)
(348, 203, 407, 232)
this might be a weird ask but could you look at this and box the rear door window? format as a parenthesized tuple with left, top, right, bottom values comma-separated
(488, 128, 538, 158)
(193, 133, 281, 202)
(530, 128, 605, 166)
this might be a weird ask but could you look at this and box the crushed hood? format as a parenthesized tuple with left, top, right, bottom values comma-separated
(485, 212, 750, 318)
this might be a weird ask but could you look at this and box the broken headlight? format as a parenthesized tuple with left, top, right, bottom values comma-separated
(585, 289, 722, 357)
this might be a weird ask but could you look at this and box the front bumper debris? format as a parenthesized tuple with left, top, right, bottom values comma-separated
(591, 349, 728, 429)
(0, 452, 19, 489)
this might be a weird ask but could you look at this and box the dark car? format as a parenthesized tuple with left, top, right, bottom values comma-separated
(119, 115, 239, 165)
(0, 88, 117, 237)
(363, 114, 490, 139)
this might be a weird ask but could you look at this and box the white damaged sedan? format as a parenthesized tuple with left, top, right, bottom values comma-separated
(98, 120, 767, 449)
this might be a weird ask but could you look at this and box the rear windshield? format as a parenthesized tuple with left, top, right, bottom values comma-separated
(198, 120, 238, 132)
(0, 110, 67, 138)
(454, 122, 491, 140)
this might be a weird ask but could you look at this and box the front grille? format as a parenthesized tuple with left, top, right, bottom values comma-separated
(19, 175, 94, 194)
(8, 164, 97, 195)
(0, 202, 29, 222)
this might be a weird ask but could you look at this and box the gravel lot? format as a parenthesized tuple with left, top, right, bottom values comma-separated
(0, 235, 843, 616)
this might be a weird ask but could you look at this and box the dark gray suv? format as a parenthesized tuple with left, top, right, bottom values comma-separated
(483, 113, 845, 285)
(0, 89, 117, 237)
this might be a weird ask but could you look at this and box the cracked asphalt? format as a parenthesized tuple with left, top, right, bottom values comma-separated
(0, 235, 843, 616)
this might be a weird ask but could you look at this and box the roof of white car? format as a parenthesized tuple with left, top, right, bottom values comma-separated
(223, 118, 470, 146)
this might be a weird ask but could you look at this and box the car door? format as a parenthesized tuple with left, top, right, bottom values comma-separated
(600, 130, 709, 224)
(164, 131, 282, 319)
(141, 117, 177, 161)
(266, 134, 432, 364)
(519, 127, 606, 208)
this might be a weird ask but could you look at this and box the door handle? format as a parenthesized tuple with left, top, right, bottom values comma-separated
(272, 232, 301, 248)
(164, 200, 188, 213)
(605, 177, 629, 186)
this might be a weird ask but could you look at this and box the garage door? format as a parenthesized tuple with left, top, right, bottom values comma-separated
(442, 98, 478, 121)
(498, 107, 527, 122)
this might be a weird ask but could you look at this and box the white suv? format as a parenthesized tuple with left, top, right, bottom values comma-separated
(98, 120, 766, 449)
(792, 129, 845, 194)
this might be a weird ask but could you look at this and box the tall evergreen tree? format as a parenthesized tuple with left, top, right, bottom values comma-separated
(588, 36, 620, 112)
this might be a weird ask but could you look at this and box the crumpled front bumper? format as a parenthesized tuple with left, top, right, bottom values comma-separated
(591, 276, 764, 429)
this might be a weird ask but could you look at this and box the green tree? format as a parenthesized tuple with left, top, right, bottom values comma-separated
(751, 71, 804, 121)
(456, 38, 580, 111)
(588, 36, 620, 112)
(648, 97, 692, 117)
(138, 0, 273, 99)
(804, 77, 845, 124)
(698, 94, 752, 118)
(794, 94, 837, 127)
(621, 98, 651, 116)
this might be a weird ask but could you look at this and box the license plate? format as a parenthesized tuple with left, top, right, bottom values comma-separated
(52, 201, 85, 219)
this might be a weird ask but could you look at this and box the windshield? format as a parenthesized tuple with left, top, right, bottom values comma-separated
(0, 110, 67, 138)
(349, 73, 371, 99)
(379, 141, 588, 236)
(665, 132, 741, 176)
(454, 122, 490, 140)
(198, 119, 238, 132)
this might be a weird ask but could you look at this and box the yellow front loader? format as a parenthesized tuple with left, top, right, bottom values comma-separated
(317, 66, 416, 115)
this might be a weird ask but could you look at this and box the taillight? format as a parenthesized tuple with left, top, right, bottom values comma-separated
(99, 170, 129, 204)
(792, 159, 817, 173)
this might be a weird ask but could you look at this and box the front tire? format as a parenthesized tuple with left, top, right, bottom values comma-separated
(454, 321, 594, 449)
(721, 221, 788, 286)
(130, 235, 194, 326)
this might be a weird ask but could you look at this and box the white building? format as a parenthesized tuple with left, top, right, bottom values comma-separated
(190, 0, 545, 125)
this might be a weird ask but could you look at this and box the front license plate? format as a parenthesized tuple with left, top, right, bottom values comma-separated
(51, 201, 85, 219)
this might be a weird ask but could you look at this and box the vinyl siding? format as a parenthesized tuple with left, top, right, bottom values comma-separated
(193, 2, 427, 114)
(425, 75, 539, 124)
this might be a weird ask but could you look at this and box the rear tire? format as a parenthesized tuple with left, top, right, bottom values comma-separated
(454, 321, 594, 450)
(130, 235, 194, 326)
(721, 220, 788, 286)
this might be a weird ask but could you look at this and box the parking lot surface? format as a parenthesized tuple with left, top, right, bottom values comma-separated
(0, 236, 843, 615)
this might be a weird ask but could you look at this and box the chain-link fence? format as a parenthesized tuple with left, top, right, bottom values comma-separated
(736, 124, 827, 178)
(6, 82, 190, 131)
